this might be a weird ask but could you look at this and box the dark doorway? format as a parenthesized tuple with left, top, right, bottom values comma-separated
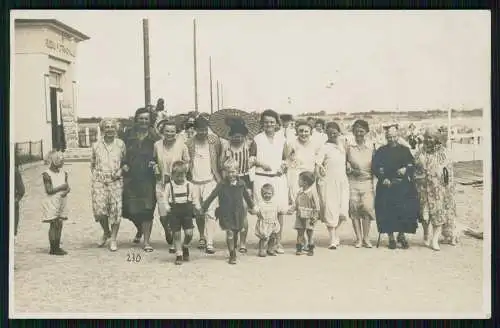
(50, 87, 66, 151)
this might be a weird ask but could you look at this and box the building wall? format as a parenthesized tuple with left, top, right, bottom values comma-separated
(13, 24, 82, 149)
(13, 52, 52, 150)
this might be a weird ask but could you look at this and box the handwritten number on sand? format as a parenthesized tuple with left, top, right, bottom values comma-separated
(127, 253, 142, 263)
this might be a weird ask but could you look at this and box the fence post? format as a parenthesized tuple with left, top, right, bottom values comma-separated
(85, 127, 90, 148)
(29, 141, 32, 162)
(40, 139, 44, 161)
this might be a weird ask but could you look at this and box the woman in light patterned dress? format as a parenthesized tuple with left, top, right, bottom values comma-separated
(91, 118, 126, 251)
(414, 127, 458, 251)
(41, 150, 71, 255)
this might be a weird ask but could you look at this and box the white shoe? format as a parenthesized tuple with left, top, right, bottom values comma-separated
(109, 241, 118, 252)
(276, 245, 285, 254)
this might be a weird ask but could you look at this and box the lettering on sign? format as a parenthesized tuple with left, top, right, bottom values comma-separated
(45, 39, 75, 58)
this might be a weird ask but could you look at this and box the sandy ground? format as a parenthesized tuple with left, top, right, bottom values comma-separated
(12, 162, 488, 318)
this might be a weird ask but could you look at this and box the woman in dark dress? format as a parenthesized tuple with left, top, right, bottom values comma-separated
(372, 124, 419, 249)
(122, 107, 161, 252)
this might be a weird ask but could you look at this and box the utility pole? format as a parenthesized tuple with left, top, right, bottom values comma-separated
(193, 18, 199, 113)
(142, 19, 151, 107)
(220, 83, 224, 108)
(216, 80, 220, 111)
(209, 56, 214, 114)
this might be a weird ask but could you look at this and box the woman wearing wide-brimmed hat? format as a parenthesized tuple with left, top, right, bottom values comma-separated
(209, 109, 260, 253)
(414, 126, 458, 250)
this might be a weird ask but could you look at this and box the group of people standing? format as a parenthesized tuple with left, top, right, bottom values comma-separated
(30, 106, 458, 265)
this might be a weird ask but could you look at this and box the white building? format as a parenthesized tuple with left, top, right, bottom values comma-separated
(12, 19, 90, 152)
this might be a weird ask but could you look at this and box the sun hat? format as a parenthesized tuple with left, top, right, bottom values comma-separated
(209, 108, 260, 140)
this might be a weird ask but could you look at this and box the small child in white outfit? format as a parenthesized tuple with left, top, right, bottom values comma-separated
(41, 150, 71, 255)
(254, 184, 290, 257)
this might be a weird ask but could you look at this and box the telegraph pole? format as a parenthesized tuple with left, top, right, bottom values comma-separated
(209, 56, 214, 114)
(220, 83, 224, 108)
(142, 19, 151, 107)
(193, 18, 199, 113)
(216, 80, 220, 111)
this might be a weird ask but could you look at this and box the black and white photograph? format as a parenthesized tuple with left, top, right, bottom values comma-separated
(10, 10, 491, 319)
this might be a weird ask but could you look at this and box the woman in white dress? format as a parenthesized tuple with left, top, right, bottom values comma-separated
(285, 119, 322, 250)
(249, 109, 289, 254)
(316, 122, 350, 249)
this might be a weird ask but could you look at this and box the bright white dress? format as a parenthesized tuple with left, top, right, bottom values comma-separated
(41, 169, 68, 222)
(317, 143, 350, 228)
(252, 132, 288, 209)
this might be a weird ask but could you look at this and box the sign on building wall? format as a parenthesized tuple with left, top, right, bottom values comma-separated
(45, 38, 75, 58)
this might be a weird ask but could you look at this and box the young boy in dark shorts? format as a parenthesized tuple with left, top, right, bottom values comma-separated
(162, 161, 195, 265)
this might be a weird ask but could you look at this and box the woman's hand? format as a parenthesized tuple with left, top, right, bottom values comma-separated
(260, 163, 272, 172)
(382, 178, 392, 187)
(317, 164, 326, 177)
(396, 167, 407, 176)
(122, 164, 130, 173)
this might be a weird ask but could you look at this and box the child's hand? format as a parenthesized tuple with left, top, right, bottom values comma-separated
(61, 187, 71, 197)
(286, 207, 295, 215)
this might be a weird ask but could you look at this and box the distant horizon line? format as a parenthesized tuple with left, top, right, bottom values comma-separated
(77, 107, 484, 119)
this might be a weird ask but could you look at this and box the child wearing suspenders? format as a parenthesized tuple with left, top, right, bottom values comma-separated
(159, 161, 195, 265)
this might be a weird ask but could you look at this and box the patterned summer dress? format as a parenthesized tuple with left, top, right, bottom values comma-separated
(41, 169, 68, 222)
(414, 147, 457, 237)
(91, 138, 126, 223)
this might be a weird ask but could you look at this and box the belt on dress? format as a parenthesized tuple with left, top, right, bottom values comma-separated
(255, 172, 282, 178)
(190, 179, 214, 185)
(93, 170, 119, 182)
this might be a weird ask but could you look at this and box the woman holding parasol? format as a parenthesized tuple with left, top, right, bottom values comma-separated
(209, 108, 260, 253)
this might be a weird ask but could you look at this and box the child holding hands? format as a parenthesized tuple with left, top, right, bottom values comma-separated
(157, 161, 195, 265)
(255, 183, 291, 257)
(294, 171, 321, 256)
(199, 158, 257, 264)
(41, 150, 71, 255)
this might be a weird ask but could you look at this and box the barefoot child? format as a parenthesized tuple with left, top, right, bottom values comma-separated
(255, 183, 291, 257)
(41, 150, 70, 255)
(157, 161, 195, 265)
(199, 158, 257, 264)
(294, 171, 321, 256)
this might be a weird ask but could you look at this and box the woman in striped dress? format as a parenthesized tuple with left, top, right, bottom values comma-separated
(91, 118, 126, 251)
(219, 118, 255, 253)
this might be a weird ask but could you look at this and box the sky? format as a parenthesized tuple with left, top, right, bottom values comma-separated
(12, 10, 491, 117)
